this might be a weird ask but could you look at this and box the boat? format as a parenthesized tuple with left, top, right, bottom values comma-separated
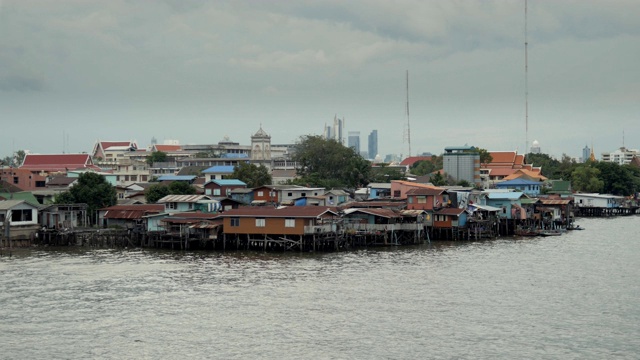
(538, 229, 564, 237)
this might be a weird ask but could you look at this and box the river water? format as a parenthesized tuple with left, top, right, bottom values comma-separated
(1, 216, 639, 359)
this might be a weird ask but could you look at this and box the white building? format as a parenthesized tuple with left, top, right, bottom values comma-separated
(601, 147, 638, 165)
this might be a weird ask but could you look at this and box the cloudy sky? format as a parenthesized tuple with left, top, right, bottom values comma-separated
(1, 0, 638, 161)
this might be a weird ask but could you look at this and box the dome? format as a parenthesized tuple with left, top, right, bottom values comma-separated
(532, 140, 540, 146)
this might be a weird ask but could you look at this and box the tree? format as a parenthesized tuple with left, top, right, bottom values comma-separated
(292, 135, 371, 189)
(571, 166, 604, 193)
(477, 148, 493, 165)
(145, 181, 196, 204)
(146, 151, 167, 166)
(526, 153, 562, 179)
(411, 155, 443, 176)
(232, 162, 272, 187)
(1, 150, 26, 167)
(594, 161, 636, 196)
(369, 164, 405, 183)
(429, 171, 447, 186)
(54, 172, 116, 225)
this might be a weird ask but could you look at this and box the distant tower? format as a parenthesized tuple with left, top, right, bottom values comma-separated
(333, 115, 344, 144)
(582, 145, 591, 163)
(589, 144, 596, 162)
(251, 125, 271, 162)
(348, 131, 361, 153)
(323, 124, 332, 140)
(368, 130, 378, 160)
(530, 140, 541, 154)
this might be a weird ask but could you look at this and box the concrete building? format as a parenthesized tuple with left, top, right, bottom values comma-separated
(443, 146, 481, 186)
(601, 147, 638, 165)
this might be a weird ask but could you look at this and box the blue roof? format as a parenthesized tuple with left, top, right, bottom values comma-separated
(487, 192, 525, 200)
(209, 179, 247, 186)
(203, 165, 235, 173)
(496, 179, 541, 186)
(157, 175, 196, 181)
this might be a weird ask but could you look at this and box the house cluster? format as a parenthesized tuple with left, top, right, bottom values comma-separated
(2, 142, 637, 249)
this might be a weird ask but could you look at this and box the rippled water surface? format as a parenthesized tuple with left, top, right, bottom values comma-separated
(2, 216, 640, 359)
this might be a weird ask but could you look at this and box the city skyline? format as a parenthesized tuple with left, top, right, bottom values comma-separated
(1, 1, 638, 160)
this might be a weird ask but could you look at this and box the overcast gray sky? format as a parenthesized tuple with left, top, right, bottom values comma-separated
(1, 0, 638, 161)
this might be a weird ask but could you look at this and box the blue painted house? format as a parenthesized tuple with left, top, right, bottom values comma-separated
(156, 194, 214, 213)
(202, 165, 236, 181)
(366, 183, 392, 199)
(484, 191, 527, 220)
(495, 179, 541, 197)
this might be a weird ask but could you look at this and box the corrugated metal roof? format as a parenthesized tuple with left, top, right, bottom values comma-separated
(406, 188, 444, 196)
(470, 204, 502, 212)
(435, 208, 465, 216)
(157, 194, 211, 203)
(0, 199, 27, 210)
(539, 199, 572, 205)
(343, 208, 401, 218)
(219, 206, 339, 218)
(487, 192, 525, 200)
(202, 165, 235, 173)
(157, 175, 196, 181)
(209, 179, 247, 186)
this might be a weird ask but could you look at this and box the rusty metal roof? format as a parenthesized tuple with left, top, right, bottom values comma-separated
(434, 208, 465, 216)
(219, 206, 339, 218)
(343, 208, 401, 218)
(539, 199, 572, 205)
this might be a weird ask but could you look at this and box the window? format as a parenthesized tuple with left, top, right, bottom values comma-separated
(417, 196, 426, 204)
(13, 177, 18, 184)
(285, 218, 295, 227)
(11, 209, 33, 222)
(188, 203, 193, 210)
(257, 191, 264, 197)
(231, 218, 240, 226)
(408, 197, 414, 204)
(287, 192, 293, 197)
(256, 218, 265, 227)
(214, 189, 221, 196)
(36, 181, 46, 188)
(301, 192, 306, 197)
(167, 202, 177, 210)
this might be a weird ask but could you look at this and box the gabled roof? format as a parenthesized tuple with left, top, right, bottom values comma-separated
(434, 208, 465, 216)
(100, 204, 164, 219)
(202, 165, 235, 174)
(46, 176, 77, 187)
(0, 199, 34, 210)
(0, 191, 41, 207)
(503, 169, 548, 181)
(152, 144, 182, 152)
(157, 194, 212, 203)
(20, 154, 98, 173)
(486, 192, 525, 200)
(218, 206, 338, 218)
(487, 151, 517, 165)
(406, 188, 445, 196)
(207, 179, 247, 187)
(342, 208, 401, 218)
(539, 199, 572, 205)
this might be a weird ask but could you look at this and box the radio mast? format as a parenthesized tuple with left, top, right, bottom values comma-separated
(405, 70, 412, 157)
(524, 0, 529, 154)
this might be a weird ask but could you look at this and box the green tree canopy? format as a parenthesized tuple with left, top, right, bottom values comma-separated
(593, 161, 637, 196)
(477, 148, 493, 165)
(369, 164, 405, 183)
(54, 172, 116, 224)
(145, 181, 197, 203)
(410, 155, 443, 176)
(429, 172, 447, 186)
(232, 162, 272, 187)
(292, 135, 371, 189)
(571, 166, 604, 193)
(146, 151, 168, 166)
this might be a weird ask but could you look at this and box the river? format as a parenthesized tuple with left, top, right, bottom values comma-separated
(1, 216, 639, 359)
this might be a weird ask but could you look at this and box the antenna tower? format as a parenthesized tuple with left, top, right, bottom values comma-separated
(524, 0, 529, 154)
(404, 70, 412, 156)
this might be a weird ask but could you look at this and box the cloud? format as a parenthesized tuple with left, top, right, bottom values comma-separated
(0, 75, 44, 92)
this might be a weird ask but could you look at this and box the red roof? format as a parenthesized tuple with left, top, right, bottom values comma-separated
(406, 188, 445, 196)
(435, 208, 465, 216)
(153, 145, 182, 152)
(488, 151, 517, 165)
(20, 154, 97, 173)
(400, 156, 433, 167)
(101, 141, 134, 149)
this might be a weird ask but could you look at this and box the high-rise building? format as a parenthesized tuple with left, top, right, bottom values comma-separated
(348, 131, 360, 153)
(323, 125, 332, 140)
(443, 146, 481, 186)
(601, 147, 638, 165)
(333, 115, 344, 144)
(581, 145, 591, 163)
(368, 130, 378, 160)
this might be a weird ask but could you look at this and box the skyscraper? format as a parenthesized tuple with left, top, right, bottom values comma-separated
(368, 130, 378, 160)
(333, 115, 344, 144)
(348, 131, 360, 153)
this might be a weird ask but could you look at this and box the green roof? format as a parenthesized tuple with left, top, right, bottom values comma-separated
(549, 180, 572, 194)
(0, 191, 40, 207)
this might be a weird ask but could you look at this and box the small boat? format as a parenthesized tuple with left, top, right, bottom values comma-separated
(567, 225, 585, 231)
(538, 229, 563, 237)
